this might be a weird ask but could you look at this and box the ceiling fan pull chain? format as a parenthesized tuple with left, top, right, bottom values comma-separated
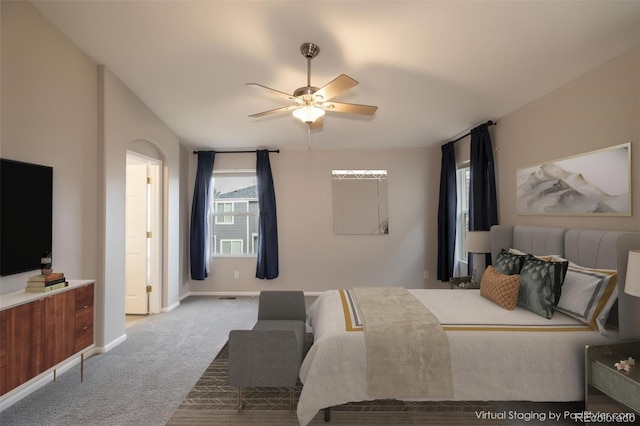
(307, 124, 312, 150)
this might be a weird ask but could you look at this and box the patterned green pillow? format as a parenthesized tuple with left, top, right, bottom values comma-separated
(517, 255, 568, 319)
(494, 249, 526, 275)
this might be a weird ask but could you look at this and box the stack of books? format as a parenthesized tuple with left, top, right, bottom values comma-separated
(26, 272, 67, 293)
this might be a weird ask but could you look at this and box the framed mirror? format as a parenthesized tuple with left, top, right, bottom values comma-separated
(332, 170, 389, 235)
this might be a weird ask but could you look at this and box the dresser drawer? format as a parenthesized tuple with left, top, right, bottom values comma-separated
(0, 310, 6, 368)
(75, 305, 94, 352)
(75, 284, 94, 311)
(75, 304, 93, 330)
(0, 310, 6, 394)
(75, 326, 93, 352)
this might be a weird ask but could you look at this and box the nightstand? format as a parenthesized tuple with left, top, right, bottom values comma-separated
(585, 341, 640, 417)
(449, 276, 479, 290)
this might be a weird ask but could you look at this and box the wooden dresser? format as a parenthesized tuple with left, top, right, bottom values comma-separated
(0, 280, 95, 396)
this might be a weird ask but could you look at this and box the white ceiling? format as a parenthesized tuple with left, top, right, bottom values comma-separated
(33, 1, 640, 150)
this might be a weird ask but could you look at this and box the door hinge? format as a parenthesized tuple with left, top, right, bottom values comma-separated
(147, 177, 152, 184)
(146, 285, 152, 293)
(147, 231, 152, 238)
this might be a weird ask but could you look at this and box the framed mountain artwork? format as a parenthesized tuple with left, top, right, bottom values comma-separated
(516, 143, 631, 216)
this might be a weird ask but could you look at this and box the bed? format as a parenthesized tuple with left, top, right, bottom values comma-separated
(296, 225, 640, 426)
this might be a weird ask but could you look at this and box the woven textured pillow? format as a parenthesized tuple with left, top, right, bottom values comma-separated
(480, 266, 520, 310)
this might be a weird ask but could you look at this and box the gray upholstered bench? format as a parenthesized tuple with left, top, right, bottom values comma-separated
(228, 291, 306, 411)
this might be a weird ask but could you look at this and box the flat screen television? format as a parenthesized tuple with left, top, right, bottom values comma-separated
(0, 158, 53, 276)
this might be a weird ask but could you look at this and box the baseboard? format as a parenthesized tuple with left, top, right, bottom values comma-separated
(162, 300, 180, 313)
(186, 291, 323, 298)
(102, 333, 127, 353)
(188, 291, 260, 297)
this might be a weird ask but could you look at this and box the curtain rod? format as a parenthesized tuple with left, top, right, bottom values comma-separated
(193, 149, 280, 154)
(448, 120, 495, 144)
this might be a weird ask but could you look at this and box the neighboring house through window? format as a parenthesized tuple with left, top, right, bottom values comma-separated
(210, 170, 259, 256)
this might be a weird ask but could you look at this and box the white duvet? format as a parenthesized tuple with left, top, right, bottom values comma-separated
(297, 289, 618, 426)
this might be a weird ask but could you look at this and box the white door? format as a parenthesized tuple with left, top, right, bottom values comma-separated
(147, 161, 162, 314)
(125, 158, 149, 314)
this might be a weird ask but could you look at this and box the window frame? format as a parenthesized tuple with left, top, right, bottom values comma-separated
(455, 163, 471, 274)
(209, 169, 259, 258)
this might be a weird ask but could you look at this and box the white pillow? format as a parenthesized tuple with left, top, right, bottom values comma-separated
(555, 264, 617, 334)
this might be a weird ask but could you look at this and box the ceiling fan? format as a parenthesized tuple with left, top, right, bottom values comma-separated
(246, 42, 378, 130)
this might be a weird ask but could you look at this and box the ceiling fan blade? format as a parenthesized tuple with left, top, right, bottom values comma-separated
(246, 83, 294, 101)
(323, 101, 378, 115)
(314, 74, 358, 101)
(249, 105, 299, 118)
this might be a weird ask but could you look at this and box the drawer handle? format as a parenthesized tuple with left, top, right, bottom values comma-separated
(84, 305, 89, 309)
(83, 326, 88, 330)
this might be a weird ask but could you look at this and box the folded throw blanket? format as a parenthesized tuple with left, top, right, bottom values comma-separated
(351, 287, 453, 398)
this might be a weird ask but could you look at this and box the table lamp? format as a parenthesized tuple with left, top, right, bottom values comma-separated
(465, 231, 491, 285)
(625, 250, 640, 297)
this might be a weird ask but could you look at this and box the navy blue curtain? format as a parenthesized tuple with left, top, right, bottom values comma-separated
(189, 151, 215, 280)
(256, 150, 279, 279)
(469, 123, 498, 267)
(437, 142, 457, 282)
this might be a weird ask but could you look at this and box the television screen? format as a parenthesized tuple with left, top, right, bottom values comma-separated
(0, 158, 53, 276)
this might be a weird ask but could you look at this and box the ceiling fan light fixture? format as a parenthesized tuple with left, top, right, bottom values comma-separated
(247, 42, 377, 130)
(293, 106, 325, 123)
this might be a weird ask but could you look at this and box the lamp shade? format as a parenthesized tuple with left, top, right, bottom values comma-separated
(465, 231, 491, 254)
(293, 106, 325, 123)
(625, 250, 640, 297)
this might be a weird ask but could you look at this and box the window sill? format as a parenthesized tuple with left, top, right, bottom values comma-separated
(211, 254, 257, 259)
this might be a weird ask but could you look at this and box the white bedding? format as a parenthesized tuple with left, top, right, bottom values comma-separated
(297, 289, 618, 426)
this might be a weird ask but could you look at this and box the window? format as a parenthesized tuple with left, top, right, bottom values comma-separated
(220, 239, 243, 254)
(455, 164, 471, 272)
(215, 202, 234, 224)
(210, 170, 259, 257)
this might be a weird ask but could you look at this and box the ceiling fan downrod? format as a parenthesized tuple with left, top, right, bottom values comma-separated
(301, 42, 319, 93)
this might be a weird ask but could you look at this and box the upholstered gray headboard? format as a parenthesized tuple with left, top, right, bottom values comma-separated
(490, 225, 566, 262)
(490, 225, 640, 341)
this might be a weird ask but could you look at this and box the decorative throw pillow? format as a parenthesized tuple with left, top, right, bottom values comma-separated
(517, 255, 568, 319)
(494, 249, 526, 275)
(549, 255, 570, 280)
(556, 264, 618, 334)
(480, 266, 520, 310)
(509, 249, 569, 278)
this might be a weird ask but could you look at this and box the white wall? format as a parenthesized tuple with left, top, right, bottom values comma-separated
(493, 47, 640, 231)
(179, 145, 191, 299)
(0, 1, 98, 293)
(99, 66, 181, 347)
(187, 146, 444, 293)
(1, 2, 184, 352)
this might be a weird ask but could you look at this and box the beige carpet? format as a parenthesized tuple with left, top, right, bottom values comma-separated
(167, 338, 505, 425)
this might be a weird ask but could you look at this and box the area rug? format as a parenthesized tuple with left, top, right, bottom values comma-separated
(167, 335, 505, 425)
